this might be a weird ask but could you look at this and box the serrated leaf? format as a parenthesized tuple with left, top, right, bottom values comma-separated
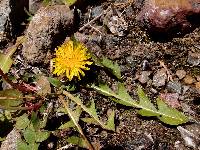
(0, 89, 23, 108)
(59, 120, 75, 129)
(15, 114, 30, 130)
(17, 140, 29, 150)
(47, 77, 62, 87)
(67, 136, 88, 149)
(63, 91, 115, 131)
(137, 86, 159, 116)
(157, 98, 189, 125)
(59, 96, 93, 150)
(93, 84, 188, 125)
(36, 131, 50, 142)
(91, 83, 136, 107)
(23, 125, 36, 144)
(81, 117, 98, 125)
(117, 83, 133, 102)
(105, 110, 115, 131)
(101, 57, 121, 79)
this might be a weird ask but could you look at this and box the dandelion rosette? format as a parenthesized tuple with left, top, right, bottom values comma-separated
(52, 40, 92, 81)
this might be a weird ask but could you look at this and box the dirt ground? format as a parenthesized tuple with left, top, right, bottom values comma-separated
(1, 0, 200, 149)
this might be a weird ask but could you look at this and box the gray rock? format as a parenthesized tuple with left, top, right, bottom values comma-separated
(22, 5, 74, 64)
(187, 52, 200, 66)
(0, 0, 28, 46)
(29, 0, 42, 14)
(166, 81, 182, 94)
(153, 68, 167, 87)
(91, 6, 103, 18)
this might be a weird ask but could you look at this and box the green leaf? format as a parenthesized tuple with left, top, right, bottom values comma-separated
(62, 0, 77, 6)
(157, 98, 189, 125)
(0, 89, 23, 108)
(0, 54, 13, 73)
(0, 36, 25, 73)
(59, 96, 93, 149)
(36, 131, 50, 142)
(15, 114, 30, 130)
(67, 136, 88, 149)
(63, 91, 115, 131)
(101, 57, 121, 79)
(47, 77, 62, 87)
(0, 137, 5, 141)
(137, 86, 159, 116)
(81, 117, 98, 125)
(58, 106, 81, 130)
(59, 120, 75, 129)
(23, 125, 36, 144)
(92, 84, 189, 125)
(105, 110, 115, 131)
(91, 83, 136, 107)
(17, 140, 29, 150)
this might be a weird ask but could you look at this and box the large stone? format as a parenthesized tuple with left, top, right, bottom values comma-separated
(0, 0, 28, 46)
(22, 5, 74, 64)
(136, 0, 200, 35)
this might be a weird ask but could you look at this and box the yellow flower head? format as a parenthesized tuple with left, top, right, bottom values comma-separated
(52, 40, 92, 81)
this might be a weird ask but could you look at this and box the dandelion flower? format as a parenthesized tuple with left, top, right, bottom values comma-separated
(52, 40, 92, 81)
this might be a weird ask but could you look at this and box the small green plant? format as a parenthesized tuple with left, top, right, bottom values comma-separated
(0, 37, 189, 150)
(16, 113, 50, 150)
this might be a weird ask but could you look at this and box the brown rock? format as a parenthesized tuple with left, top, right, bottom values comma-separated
(184, 75, 196, 84)
(195, 82, 200, 89)
(176, 70, 186, 79)
(136, 0, 200, 34)
(22, 5, 74, 64)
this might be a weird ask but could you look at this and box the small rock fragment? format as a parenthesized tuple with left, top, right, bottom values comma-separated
(183, 75, 196, 84)
(29, 0, 42, 13)
(138, 71, 151, 84)
(187, 52, 200, 66)
(142, 60, 150, 71)
(160, 93, 180, 108)
(195, 82, 200, 89)
(136, 0, 200, 35)
(176, 70, 186, 80)
(104, 8, 128, 36)
(166, 81, 182, 94)
(177, 125, 200, 149)
(153, 68, 167, 87)
(22, 5, 74, 64)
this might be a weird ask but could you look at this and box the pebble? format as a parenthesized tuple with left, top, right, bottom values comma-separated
(176, 70, 186, 80)
(153, 68, 167, 87)
(160, 93, 180, 108)
(183, 75, 196, 84)
(166, 81, 182, 94)
(195, 82, 200, 89)
(187, 52, 200, 66)
(138, 71, 151, 84)
(142, 60, 150, 71)
(91, 6, 103, 18)
(136, 0, 200, 34)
